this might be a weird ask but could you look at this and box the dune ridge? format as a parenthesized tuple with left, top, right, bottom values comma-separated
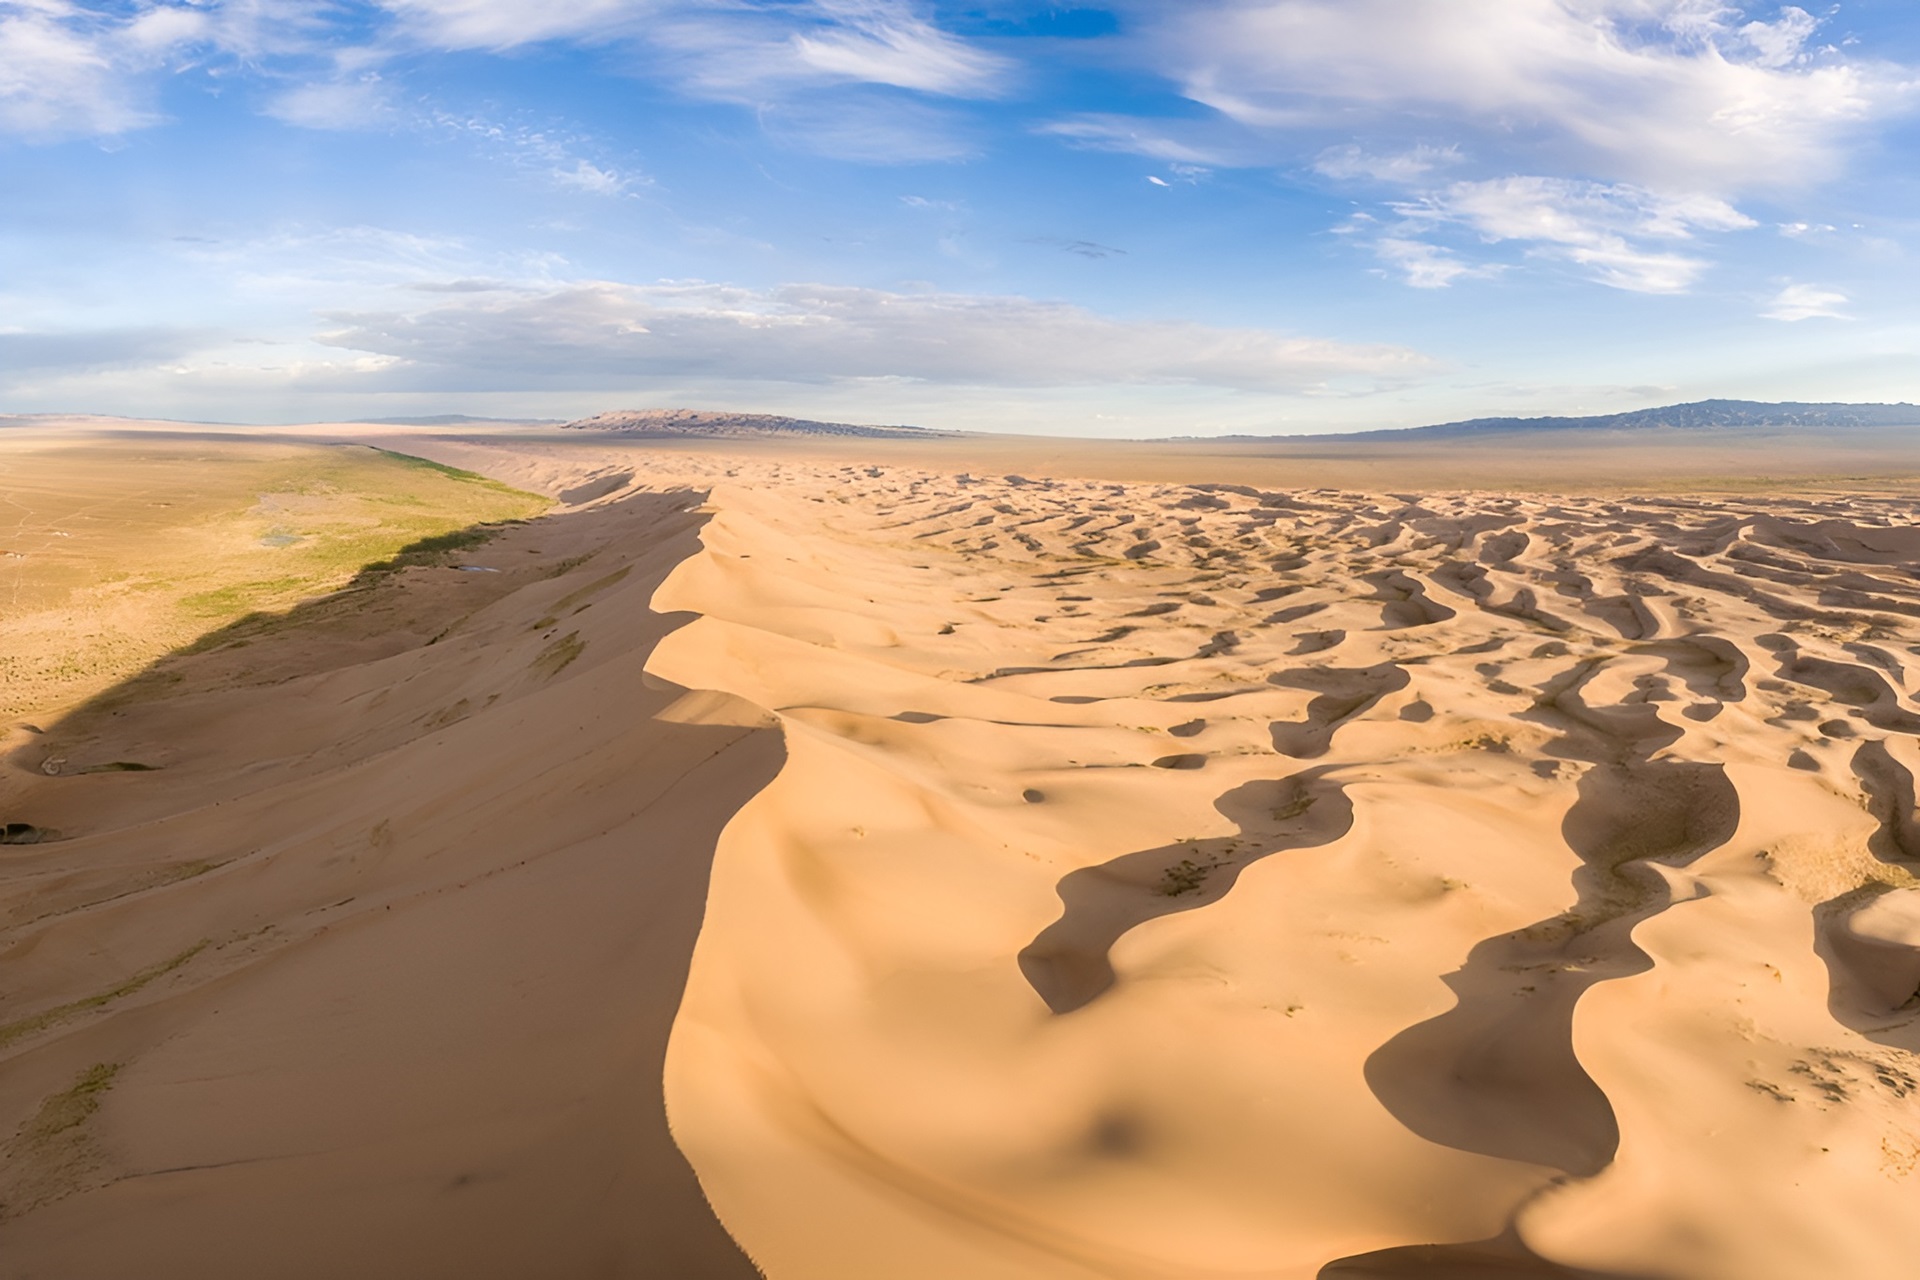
(10, 426, 1920, 1278)
(643, 461, 1920, 1279)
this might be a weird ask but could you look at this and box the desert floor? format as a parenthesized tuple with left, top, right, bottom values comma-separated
(5, 420, 1920, 1279)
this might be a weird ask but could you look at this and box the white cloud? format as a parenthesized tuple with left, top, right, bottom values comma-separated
(1138, 0, 1905, 192)
(1315, 143, 1461, 184)
(1394, 176, 1757, 293)
(429, 110, 647, 192)
(385, 0, 1006, 99)
(195, 0, 343, 62)
(0, 0, 1007, 148)
(0, 0, 191, 138)
(313, 280, 1439, 393)
(754, 96, 981, 164)
(171, 224, 567, 305)
(1736, 5, 1821, 69)
(0, 0, 374, 140)
(551, 158, 631, 195)
(377, 0, 656, 50)
(1038, 115, 1229, 165)
(0, 326, 215, 382)
(1374, 238, 1488, 289)
(1763, 282, 1850, 321)
(268, 75, 393, 129)
(787, 0, 1008, 97)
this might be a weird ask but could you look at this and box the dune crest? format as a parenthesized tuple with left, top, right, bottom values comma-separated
(647, 464, 1920, 1279)
(0, 453, 767, 1278)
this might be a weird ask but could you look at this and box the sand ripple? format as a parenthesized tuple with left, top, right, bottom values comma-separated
(652, 465, 1920, 1280)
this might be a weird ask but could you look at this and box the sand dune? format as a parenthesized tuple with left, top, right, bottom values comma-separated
(644, 463, 1920, 1279)
(7, 425, 1920, 1278)
(0, 454, 763, 1277)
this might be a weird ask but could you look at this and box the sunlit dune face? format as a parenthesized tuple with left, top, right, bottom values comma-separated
(653, 457, 1920, 1278)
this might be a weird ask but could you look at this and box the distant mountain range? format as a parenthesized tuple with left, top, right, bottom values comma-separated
(556, 400, 1919, 443)
(1315, 399, 1920, 441)
(561, 409, 948, 438)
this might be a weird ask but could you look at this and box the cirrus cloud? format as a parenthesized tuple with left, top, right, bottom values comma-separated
(0, 0, 1009, 150)
(1392, 177, 1757, 293)
(0, 0, 201, 138)
(1137, 0, 1905, 192)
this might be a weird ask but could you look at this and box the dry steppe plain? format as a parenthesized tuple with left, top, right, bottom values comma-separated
(6, 417, 1920, 1279)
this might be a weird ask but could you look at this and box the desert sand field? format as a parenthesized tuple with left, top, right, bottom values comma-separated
(0, 431, 547, 723)
(6, 420, 1920, 1278)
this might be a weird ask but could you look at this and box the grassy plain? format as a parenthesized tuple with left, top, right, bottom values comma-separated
(0, 434, 547, 722)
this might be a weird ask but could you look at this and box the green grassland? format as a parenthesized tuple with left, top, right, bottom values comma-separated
(0, 439, 548, 720)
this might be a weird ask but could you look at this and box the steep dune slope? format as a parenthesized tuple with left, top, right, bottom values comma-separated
(648, 465, 1920, 1279)
(0, 475, 768, 1279)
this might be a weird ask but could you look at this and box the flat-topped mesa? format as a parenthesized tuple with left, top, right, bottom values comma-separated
(561, 408, 951, 438)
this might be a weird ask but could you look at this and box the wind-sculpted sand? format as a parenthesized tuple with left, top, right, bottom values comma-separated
(7, 426, 1920, 1279)
(648, 463, 1920, 1279)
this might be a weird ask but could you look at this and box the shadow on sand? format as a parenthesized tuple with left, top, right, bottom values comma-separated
(0, 485, 770, 1279)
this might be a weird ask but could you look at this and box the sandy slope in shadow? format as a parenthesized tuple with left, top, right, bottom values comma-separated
(0, 459, 771, 1279)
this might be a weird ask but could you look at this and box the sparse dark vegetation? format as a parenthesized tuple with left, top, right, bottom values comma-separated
(0, 942, 208, 1050)
(23, 1064, 121, 1143)
(532, 631, 586, 677)
(1159, 850, 1235, 896)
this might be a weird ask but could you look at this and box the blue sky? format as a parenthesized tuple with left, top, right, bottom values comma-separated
(3, 1, 1918, 435)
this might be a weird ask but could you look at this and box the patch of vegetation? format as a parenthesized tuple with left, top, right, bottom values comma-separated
(182, 576, 317, 618)
(1275, 794, 1317, 822)
(361, 526, 497, 575)
(544, 553, 596, 578)
(1160, 858, 1216, 896)
(1, 1061, 127, 1223)
(552, 564, 631, 614)
(0, 440, 548, 723)
(1159, 849, 1236, 896)
(22, 1064, 121, 1144)
(423, 698, 472, 730)
(531, 631, 585, 677)
(0, 941, 208, 1051)
(368, 449, 528, 498)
